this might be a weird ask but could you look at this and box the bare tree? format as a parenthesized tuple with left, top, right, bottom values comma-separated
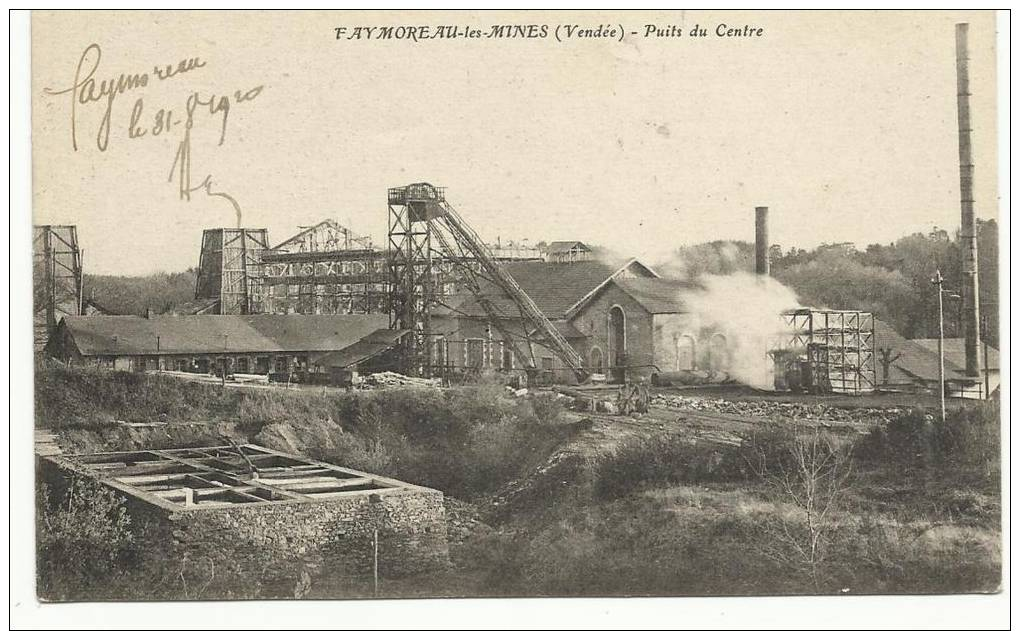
(747, 428, 855, 592)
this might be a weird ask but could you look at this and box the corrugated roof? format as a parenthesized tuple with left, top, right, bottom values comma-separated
(441, 259, 658, 320)
(913, 338, 999, 371)
(614, 277, 696, 314)
(58, 314, 391, 356)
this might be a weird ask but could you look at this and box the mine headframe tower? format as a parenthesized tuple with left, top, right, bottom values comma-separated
(387, 182, 588, 382)
(195, 228, 270, 314)
(33, 225, 84, 352)
(388, 184, 438, 376)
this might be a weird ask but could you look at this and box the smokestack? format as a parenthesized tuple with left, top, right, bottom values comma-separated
(754, 206, 770, 276)
(955, 23, 981, 377)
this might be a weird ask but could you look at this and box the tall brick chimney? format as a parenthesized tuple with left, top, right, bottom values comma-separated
(755, 206, 770, 276)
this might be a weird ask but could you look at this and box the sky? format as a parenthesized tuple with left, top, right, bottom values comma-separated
(31, 10, 1000, 276)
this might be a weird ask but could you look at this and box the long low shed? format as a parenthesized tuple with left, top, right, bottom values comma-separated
(43, 313, 408, 378)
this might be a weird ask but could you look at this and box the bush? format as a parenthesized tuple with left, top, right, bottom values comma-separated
(37, 478, 136, 600)
(592, 427, 804, 500)
(856, 402, 999, 475)
(298, 386, 576, 499)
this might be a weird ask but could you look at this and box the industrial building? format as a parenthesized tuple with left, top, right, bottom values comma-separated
(873, 319, 999, 399)
(39, 444, 449, 576)
(35, 196, 891, 396)
(44, 313, 405, 381)
(39, 176, 995, 398)
(431, 258, 713, 383)
(193, 219, 542, 317)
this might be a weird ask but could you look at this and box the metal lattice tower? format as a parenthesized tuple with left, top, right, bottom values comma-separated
(781, 308, 877, 395)
(195, 228, 269, 315)
(387, 183, 588, 382)
(33, 225, 83, 352)
(387, 184, 439, 376)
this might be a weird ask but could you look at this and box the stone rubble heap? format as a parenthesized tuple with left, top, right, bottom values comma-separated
(363, 371, 442, 388)
(651, 394, 907, 426)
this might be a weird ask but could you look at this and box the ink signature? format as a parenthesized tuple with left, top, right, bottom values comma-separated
(43, 42, 267, 224)
(43, 43, 207, 151)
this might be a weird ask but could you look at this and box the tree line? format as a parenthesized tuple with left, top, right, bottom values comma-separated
(658, 219, 999, 347)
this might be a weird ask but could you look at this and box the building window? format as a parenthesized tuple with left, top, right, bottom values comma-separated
(590, 347, 605, 374)
(466, 338, 485, 368)
(709, 333, 729, 371)
(501, 343, 514, 371)
(434, 337, 447, 368)
(609, 305, 626, 367)
(541, 356, 555, 370)
(675, 335, 696, 371)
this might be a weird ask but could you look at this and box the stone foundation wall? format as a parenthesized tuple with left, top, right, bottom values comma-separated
(38, 457, 450, 579)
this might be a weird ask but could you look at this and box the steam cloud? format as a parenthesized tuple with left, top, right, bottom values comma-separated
(680, 272, 802, 389)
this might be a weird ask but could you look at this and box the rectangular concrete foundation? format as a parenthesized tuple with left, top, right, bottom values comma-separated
(39, 445, 449, 578)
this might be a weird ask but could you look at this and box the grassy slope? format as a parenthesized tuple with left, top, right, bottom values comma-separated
(35, 365, 1001, 599)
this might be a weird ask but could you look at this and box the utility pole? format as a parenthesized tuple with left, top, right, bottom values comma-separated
(222, 334, 228, 387)
(981, 312, 990, 398)
(373, 528, 379, 597)
(931, 269, 947, 423)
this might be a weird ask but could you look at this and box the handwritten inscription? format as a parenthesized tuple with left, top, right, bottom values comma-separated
(43, 43, 265, 153)
(42, 43, 267, 226)
(129, 86, 264, 146)
(43, 43, 206, 151)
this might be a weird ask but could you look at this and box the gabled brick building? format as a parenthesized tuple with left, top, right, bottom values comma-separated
(431, 258, 728, 384)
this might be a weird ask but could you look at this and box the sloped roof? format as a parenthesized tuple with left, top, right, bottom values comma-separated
(270, 219, 374, 254)
(872, 319, 985, 383)
(913, 338, 999, 371)
(311, 329, 409, 368)
(552, 320, 587, 339)
(163, 297, 220, 316)
(873, 319, 943, 383)
(545, 241, 591, 254)
(440, 259, 658, 320)
(613, 277, 697, 314)
(57, 314, 391, 356)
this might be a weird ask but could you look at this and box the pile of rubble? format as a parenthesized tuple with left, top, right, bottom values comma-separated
(651, 393, 907, 426)
(363, 371, 441, 388)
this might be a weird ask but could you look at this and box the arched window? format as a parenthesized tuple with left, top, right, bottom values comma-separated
(590, 347, 605, 374)
(675, 335, 696, 371)
(609, 306, 626, 367)
(709, 333, 729, 371)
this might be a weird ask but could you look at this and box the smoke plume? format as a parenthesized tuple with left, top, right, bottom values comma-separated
(680, 272, 802, 389)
